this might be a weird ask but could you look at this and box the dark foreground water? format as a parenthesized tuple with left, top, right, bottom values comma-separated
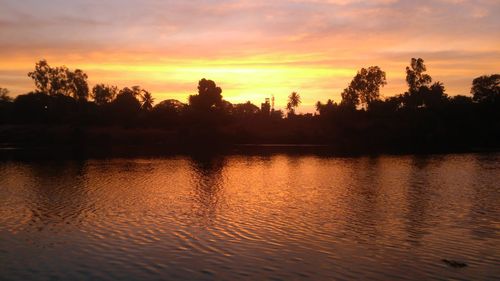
(0, 153, 499, 280)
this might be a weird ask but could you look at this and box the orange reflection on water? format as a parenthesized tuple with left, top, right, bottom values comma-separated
(0, 153, 499, 280)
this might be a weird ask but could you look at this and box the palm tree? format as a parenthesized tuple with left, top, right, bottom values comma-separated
(315, 101, 323, 114)
(141, 90, 155, 111)
(286, 91, 301, 115)
(131, 86, 143, 97)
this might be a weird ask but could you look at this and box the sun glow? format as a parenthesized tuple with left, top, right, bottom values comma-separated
(0, 0, 499, 112)
(1, 54, 361, 112)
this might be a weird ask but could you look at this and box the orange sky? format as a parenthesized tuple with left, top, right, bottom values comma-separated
(0, 0, 499, 112)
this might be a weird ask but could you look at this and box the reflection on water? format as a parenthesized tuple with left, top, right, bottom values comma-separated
(0, 153, 499, 280)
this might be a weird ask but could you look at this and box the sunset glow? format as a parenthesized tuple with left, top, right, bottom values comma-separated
(1, 0, 499, 112)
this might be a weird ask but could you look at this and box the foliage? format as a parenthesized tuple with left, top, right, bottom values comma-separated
(316, 99, 337, 115)
(234, 101, 260, 116)
(112, 88, 142, 113)
(406, 58, 432, 94)
(141, 90, 155, 111)
(471, 74, 499, 104)
(189, 78, 223, 111)
(28, 60, 89, 101)
(0, 87, 12, 102)
(398, 82, 448, 109)
(286, 92, 301, 115)
(341, 66, 387, 109)
(1, 59, 499, 153)
(92, 84, 118, 105)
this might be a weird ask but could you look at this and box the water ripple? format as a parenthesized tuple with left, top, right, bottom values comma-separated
(0, 154, 499, 280)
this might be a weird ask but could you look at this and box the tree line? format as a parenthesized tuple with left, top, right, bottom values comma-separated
(0, 58, 498, 153)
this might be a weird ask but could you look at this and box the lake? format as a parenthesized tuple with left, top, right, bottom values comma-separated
(0, 153, 499, 280)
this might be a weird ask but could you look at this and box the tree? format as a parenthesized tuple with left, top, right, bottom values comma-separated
(341, 66, 387, 109)
(12, 92, 51, 123)
(140, 90, 155, 111)
(234, 101, 259, 116)
(151, 99, 186, 128)
(189, 78, 223, 111)
(471, 74, 499, 104)
(399, 82, 447, 110)
(155, 99, 186, 111)
(28, 60, 89, 100)
(316, 99, 336, 115)
(0, 87, 13, 124)
(110, 87, 142, 124)
(406, 58, 432, 94)
(270, 109, 284, 120)
(130, 86, 144, 98)
(67, 69, 89, 101)
(28, 60, 51, 94)
(0, 87, 12, 102)
(340, 87, 359, 109)
(92, 84, 118, 105)
(286, 92, 301, 115)
(49, 66, 71, 96)
(315, 101, 323, 113)
(449, 95, 473, 107)
(425, 82, 448, 108)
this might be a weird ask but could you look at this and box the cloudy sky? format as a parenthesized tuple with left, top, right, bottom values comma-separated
(0, 0, 499, 111)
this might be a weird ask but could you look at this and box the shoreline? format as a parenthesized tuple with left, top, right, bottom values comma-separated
(1, 142, 498, 160)
(1, 124, 498, 159)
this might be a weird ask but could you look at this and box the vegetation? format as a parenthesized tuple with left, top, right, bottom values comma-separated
(286, 92, 301, 116)
(0, 58, 498, 154)
(341, 66, 386, 110)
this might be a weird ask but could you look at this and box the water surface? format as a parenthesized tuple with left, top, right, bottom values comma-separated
(0, 153, 499, 280)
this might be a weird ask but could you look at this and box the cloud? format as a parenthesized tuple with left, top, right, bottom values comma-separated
(0, 0, 499, 111)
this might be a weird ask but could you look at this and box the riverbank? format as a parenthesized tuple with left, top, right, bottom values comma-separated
(1, 125, 498, 160)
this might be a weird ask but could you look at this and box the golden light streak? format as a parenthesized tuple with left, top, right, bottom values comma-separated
(1, 51, 499, 113)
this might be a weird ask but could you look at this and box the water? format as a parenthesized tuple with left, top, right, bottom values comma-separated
(0, 153, 499, 280)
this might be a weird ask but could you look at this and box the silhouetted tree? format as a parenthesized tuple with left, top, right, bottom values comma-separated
(425, 82, 449, 108)
(141, 90, 155, 111)
(150, 99, 186, 128)
(260, 99, 271, 116)
(271, 109, 284, 120)
(316, 99, 337, 115)
(67, 69, 89, 101)
(315, 101, 322, 113)
(184, 79, 230, 141)
(234, 101, 259, 116)
(397, 59, 448, 109)
(3, 59, 500, 154)
(286, 92, 301, 115)
(28, 60, 51, 94)
(130, 86, 144, 98)
(92, 84, 118, 105)
(340, 87, 359, 110)
(155, 99, 186, 111)
(0, 87, 13, 123)
(28, 60, 89, 101)
(368, 97, 400, 114)
(189, 78, 223, 111)
(110, 87, 142, 125)
(399, 82, 448, 110)
(0, 87, 12, 102)
(219, 100, 234, 115)
(471, 74, 499, 104)
(406, 58, 432, 94)
(341, 66, 387, 109)
(48, 93, 79, 122)
(13, 92, 50, 123)
(450, 95, 473, 105)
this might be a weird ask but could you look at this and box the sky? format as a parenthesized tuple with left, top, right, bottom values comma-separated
(0, 0, 499, 112)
